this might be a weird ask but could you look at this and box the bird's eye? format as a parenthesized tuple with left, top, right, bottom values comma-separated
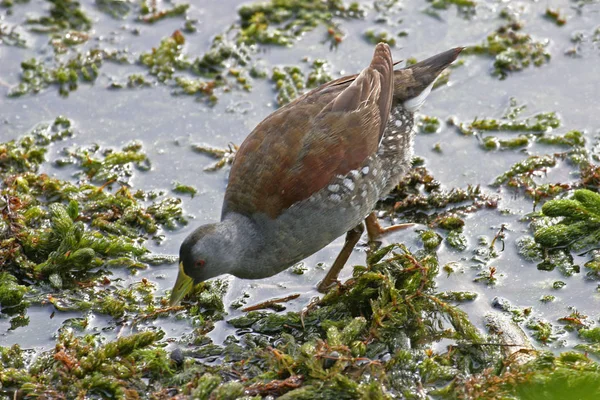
(195, 259, 206, 268)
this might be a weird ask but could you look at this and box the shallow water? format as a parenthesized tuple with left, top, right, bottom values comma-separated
(1, 0, 599, 357)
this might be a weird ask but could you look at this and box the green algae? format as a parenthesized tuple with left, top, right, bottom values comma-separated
(364, 28, 396, 46)
(534, 189, 600, 249)
(0, 118, 186, 323)
(25, 0, 92, 32)
(271, 58, 332, 106)
(463, 20, 550, 79)
(418, 115, 441, 134)
(9, 49, 118, 97)
(443, 351, 600, 399)
(172, 181, 197, 197)
(139, 1, 188, 24)
(237, 0, 364, 46)
(456, 99, 560, 136)
(0, 23, 26, 47)
(545, 8, 567, 26)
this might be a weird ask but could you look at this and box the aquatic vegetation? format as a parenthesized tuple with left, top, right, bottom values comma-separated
(26, 0, 92, 32)
(237, 0, 364, 46)
(384, 165, 498, 227)
(418, 115, 441, 134)
(0, 118, 184, 322)
(534, 189, 600, 249)
(364, 28, 396, 46)
(545, 8, 567, 26)
(456, 98, 561, 136)
(139, 30, 190, 82)
(139, 0, 188, 24)
(0, 23, 26, 47)
(464, 20, 551, 78)
(95, 0, 133, 19)
(9, 49, 118, 97)
(172, 181, 197, 197)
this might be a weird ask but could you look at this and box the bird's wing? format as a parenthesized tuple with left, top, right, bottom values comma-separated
(224, 44, 394, 219)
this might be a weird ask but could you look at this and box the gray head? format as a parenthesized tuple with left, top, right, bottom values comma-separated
(169, 222, 235, 305)
(169, 213, 260, 305)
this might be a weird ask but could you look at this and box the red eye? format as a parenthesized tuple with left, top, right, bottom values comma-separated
(195, 259, 206, 268)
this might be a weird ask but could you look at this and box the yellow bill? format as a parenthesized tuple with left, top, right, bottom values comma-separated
(169, 262, 194, 306)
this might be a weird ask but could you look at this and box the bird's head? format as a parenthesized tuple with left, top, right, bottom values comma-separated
(169, 223, 230, 305)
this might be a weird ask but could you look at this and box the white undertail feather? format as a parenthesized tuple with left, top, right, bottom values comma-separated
(402, 80, 436, 112)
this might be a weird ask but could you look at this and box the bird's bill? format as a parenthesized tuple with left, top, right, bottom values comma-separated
(169, 262, 194, 306)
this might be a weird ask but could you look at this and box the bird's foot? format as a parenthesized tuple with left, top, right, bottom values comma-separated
(365, 212, 413, 242)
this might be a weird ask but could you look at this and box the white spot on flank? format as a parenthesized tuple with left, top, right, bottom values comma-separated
(350, 170, 360, 178)
(343, 178, 355, 190)
(328, 184, 339, 193)
(329, 194, 342, 202)
(361, 166, 369, 175)
(361, 190, 367, 197)
(373, 168, 378, 176)
(394, 119, 403, 127)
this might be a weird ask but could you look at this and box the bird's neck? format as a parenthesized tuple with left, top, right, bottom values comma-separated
(217, 212, 265, 277)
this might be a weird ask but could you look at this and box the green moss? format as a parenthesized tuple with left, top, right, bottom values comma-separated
(458, 100, 560, 135)
(364, 28, 396, 46)
(463, 20, 550, 79)
(0, 23, 27, 47)
(544, 8, 567, 26)
(420, 230, 442, 251)
(0, 273, 28, 313)
(534, 190, 600, 249)
(26, 0, 92, 32)
(437, 291, 478, 302)
(446, 230, 468, 251)
(95, 0, 132, 19)
(418, 116, 441, 134)
(140, 30, 190, 82)
(139, 2, 188, 23)
(9, 49, 115, 97)
(172, 181, 197, 197)
(237, 0, 364, 46)
(493, 154, 557, 187)
(538, 130, 584, 147)
(481, 135, 530, 150)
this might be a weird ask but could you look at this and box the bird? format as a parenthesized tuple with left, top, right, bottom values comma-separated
(170, 43, 463, 305)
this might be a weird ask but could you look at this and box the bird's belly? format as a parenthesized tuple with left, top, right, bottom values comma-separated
(252, 155, 398, 278)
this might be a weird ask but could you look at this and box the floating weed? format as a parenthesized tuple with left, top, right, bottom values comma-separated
(139, 0, 188, 24)
(1, 118, 183, 321)
(364, 28, 396, 46)
(545, 8, 567, 26)
(384, 165, 498, 227)
(139, 30, 190, 82)
(0, 330, 167, 397)
(25, 0, 92, 32)
(418, 115, 441, 134)
(172, 181, 197, 197)
(463, 20, 550, 79)
(424, 0, 476, 20)
(95, 0, 133, 19)
(534, 189, 600, 249)
(0, 23, 27, 47)
(191, 143, 238, 171)
(442, 351, 600, 399)
(9, 49, 119, 97)
(237, 0, 364, 46)
(456, 98, 560, 136)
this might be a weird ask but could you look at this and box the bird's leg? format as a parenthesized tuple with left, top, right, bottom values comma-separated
(317, 223, 365, 293)
(365, 212, 413, 242)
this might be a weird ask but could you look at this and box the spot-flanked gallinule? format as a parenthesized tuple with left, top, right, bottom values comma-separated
(170, 43, 462, 305)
